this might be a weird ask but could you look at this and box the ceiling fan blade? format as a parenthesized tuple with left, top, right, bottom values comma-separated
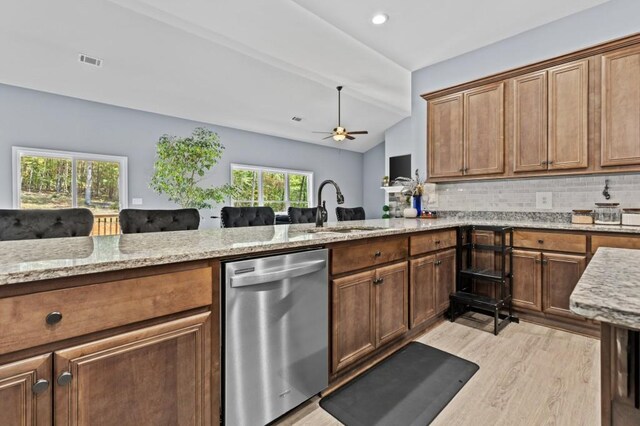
(347, 131, 368, 135)
(345, 135, 355, 140)
(312, 131, 333, 134)
(322, 135, 335, 140)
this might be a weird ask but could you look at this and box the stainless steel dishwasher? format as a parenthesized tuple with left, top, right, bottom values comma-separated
(223, 249, 329, 426)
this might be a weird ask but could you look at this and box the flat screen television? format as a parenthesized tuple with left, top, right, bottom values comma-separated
(389, 154, 411, 183)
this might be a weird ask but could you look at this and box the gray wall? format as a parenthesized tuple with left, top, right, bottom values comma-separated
(0, 83, 364, 227)
(362, 142, 385, 218)
(407, 0, 640, 212)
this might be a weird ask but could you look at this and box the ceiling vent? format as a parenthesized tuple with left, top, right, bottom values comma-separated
(79, 53, 103, 67)
(291, 116, 303, 122)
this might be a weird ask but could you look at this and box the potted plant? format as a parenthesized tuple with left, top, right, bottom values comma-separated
(150, 127, 236, 209)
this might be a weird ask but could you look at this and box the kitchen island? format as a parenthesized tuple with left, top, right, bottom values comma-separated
(571, 248, 640, 425)
(3, 218, 640, 425)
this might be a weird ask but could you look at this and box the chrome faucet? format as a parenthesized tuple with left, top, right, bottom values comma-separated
(316, 180, 344, 227)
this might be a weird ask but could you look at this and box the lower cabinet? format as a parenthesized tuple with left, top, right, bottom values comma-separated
(409, 248, 456, 329)
(0, 313, 211, 426)
(0, 353, 52, 426)
(332, 262, 408, 373)
(512, 250, 586, 319)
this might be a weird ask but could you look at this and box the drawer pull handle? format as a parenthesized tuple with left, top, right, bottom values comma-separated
(435, 240, 441, 245)
(373, 278, 384, 285)
(46, 311, 63, 325)
(57, 372, 73, 386)
(374, 251, 382, 257)
(31, 379, 49, 395)
(537, 239, 544, 244)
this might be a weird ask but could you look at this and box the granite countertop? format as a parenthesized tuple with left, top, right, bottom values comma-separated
(2, 217, 640, 286)
(571, 247, 640, 330)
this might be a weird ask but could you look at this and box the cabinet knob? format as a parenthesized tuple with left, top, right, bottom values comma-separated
(46, 311, 63, 325)
(31, 379, 49, 395)
(537, 239, 544, 244)
(57, 371, 73, 386)
(373, 278, 384, 285)
(541, 160, 548, 165)
(435, 240, 441, 245)
(542, 259, 548, 265)
(548, 160, 554, 165)
(374, 251, 382, 257)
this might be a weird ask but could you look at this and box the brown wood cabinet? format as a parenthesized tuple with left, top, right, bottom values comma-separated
(542, 253, 587, 319)
(601, 44, 640, 167)
(547, 60, 589, 170)
(512, 71, 548, 172)
(0, 354, 52, 426)
(464, 82, 505, 176)
(375, 263, 409, 346)
(332, 262, 409, 373)
(428, 93, 464, 178)
(54, 313, 211, 426)
(409, 248, 456, 329)
(331, 270, 376, 373)
(511, 250, 542, 311)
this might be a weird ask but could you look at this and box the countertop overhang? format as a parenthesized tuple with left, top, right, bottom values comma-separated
(571, 247, 640, 330)
(2, 218, 640, 286)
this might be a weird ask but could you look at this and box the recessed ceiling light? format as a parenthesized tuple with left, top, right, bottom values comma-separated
(371, 14, 388, 25)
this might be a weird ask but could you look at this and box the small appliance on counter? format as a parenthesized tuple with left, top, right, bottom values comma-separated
(594, 203, 622, 225)
(622, 208, 640, 226)
(571, 209, 594, 224)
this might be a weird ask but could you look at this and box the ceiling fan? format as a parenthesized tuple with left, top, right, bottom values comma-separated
(314, 86, 368, 142)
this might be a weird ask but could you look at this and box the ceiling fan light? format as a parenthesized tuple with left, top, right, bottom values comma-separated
(333, 134, 346, 142)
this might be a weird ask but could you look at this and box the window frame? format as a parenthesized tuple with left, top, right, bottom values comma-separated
(12, 146, 129, 210)
(230, 163, 314, 213)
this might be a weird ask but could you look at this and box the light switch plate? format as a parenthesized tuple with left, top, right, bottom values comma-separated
(132, 198, 143, 205)
(536, 192, 552, 210)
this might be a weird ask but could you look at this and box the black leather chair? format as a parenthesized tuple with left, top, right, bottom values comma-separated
(336, 207, 366, 222)
(220, 207, 275, 228)
(119, 209, 200, 234)
(287, 207, 317, 224)
(0, 208, 94, 241)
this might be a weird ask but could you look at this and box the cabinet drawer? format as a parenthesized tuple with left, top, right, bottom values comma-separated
(410, 229, 457, 255)
(331, 237, 408, 275)
(592, 235, 640, 253)
(0, 267, 212, 355)
(514, 230, 586, 253)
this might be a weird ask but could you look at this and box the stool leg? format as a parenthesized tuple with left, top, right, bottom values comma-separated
(494, 309, 499, 336)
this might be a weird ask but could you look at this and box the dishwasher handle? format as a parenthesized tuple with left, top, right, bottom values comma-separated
(230, 259, 327, 288)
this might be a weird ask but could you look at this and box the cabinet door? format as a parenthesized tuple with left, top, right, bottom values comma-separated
(542, 253, 586, 318)
(548, 60, 589, 170)
(54, 313, 211, 426)
(375, 262, 409, 346)
(464, 82, 505, 176)
(511, 250, 542, 311)
(512, 71, 548, 172)
(435, 249, 456, 314)
(0, 354, 52, 426)
(409, 255, 437, 328)
(428, 93, 464, 178)
(332, 270, 376, 373)
(601, 45, 640, 167)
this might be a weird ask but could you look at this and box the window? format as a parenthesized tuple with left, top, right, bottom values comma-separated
(13, 147, 128, 214)
(230, 164, 313, 213)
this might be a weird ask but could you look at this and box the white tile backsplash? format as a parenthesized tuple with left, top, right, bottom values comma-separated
(436, 174, 640, 212)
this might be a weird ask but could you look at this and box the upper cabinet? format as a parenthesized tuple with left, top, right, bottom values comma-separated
(512, 71, 548, 172)
(601, 44, 640, 167)
(423, 33, 640, 182)
(428, 83, 504, 178)
(512, 60, 589, 173)
(547, 60, 589, 170)
(428, 93, 464, 178)
(464, 82, 505, 176)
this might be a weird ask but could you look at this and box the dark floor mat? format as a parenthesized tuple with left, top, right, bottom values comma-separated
(320, 342, 479, 426)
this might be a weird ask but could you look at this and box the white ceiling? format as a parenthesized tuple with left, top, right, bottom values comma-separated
(0, 0, 610, 153)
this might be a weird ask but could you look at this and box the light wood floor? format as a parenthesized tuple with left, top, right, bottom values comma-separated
(276, 315, 600, 426)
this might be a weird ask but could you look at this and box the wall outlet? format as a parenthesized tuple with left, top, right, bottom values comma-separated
(131, 198, 143, 205)
(536, 192, 552, 210)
